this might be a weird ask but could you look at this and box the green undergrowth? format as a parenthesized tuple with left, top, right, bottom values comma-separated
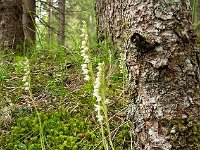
(0, 38, 131, 149)
(1, 109, 131, 150)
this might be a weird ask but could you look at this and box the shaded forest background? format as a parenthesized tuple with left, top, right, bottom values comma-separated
(0, 0, 130, 149)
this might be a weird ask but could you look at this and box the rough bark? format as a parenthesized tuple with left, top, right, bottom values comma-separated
(96, 0, 200, 149)
(0, 0, 24, 50)
(58, 0, 65, 45)
(22, 0, 36, 43)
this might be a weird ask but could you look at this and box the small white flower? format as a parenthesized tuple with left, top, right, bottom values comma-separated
(94, 83, 100, 90)
(94, 104, 101, 111)
(24, 66, 29, 72)
(83, 55, 89, 60)
(96, 66, 100, 71)
(25, 71, 30, 76)
(84, 58, 90, 63)
(24, 82, 29, 87)
(84, 75, 90, 81)
(95, 76, 100, 81)
(84, 36, 88, 41)
(96, 96, 101, 102)
(96, 114, 103, 122)
(105, 99, 110, 104)
(82, 20, 86, 24)
(81, 64, 87, 69)
(24, 59, 29, 65)
(97, 63, 103, 71)
(82, 68, 89, 74)
(80, 33, 85, 37)
(24, 86, 29, 91)
(81, 53, 85, 57)
(22, 76, 27, 82)
(94, 84, 99, 91)
(94, 88, 99, 92)
(93, 93, 98, 97)
(95, 75, 100, 80)
(93, 89, 99, 97)
(81, 28, 85, 33)
(82, 41, 86, 47)
(81, 49, 86, 53)
(84, 47, 89, 51)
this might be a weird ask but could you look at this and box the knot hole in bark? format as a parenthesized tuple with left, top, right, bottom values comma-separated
(130, 32, 160, 59)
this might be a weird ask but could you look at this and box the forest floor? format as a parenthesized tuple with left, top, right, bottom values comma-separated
(0, 42, 132, 150)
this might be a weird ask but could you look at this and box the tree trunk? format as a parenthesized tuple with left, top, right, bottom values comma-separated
(0, 0, 24, 50)
(47, 0, 52, 42)
(58, 0, 65, 45)
(96, 0, 200, 149)
(22, 0, 36, 43)
(95, 0, 122, 43)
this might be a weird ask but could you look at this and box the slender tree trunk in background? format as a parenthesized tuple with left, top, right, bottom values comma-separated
(96, 0, 200, 149)
(95, 0, 122, 43)
(0, 0, 24, 50)
(58, 0, 65, 45)
(47, 0, 52, 42)
(22, 0, 36, 43)
(95, 0, 123, 58)
(195, 0, 200, 44)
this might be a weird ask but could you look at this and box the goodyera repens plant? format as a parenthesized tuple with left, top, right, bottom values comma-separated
(93, 62, 114, 150)
(80, 20, 94, 82)
(22, 58, 45, 150)
(22, 58, 31, 91)
(80, 21, 114, 149)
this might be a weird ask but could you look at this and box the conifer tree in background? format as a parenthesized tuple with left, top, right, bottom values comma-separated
(0, 0, 24, 50)
(58, 0, 66, 45)
(47, 0, 53, 42)
(22, 0, 36, 44)
(95, 0, 200, 149)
